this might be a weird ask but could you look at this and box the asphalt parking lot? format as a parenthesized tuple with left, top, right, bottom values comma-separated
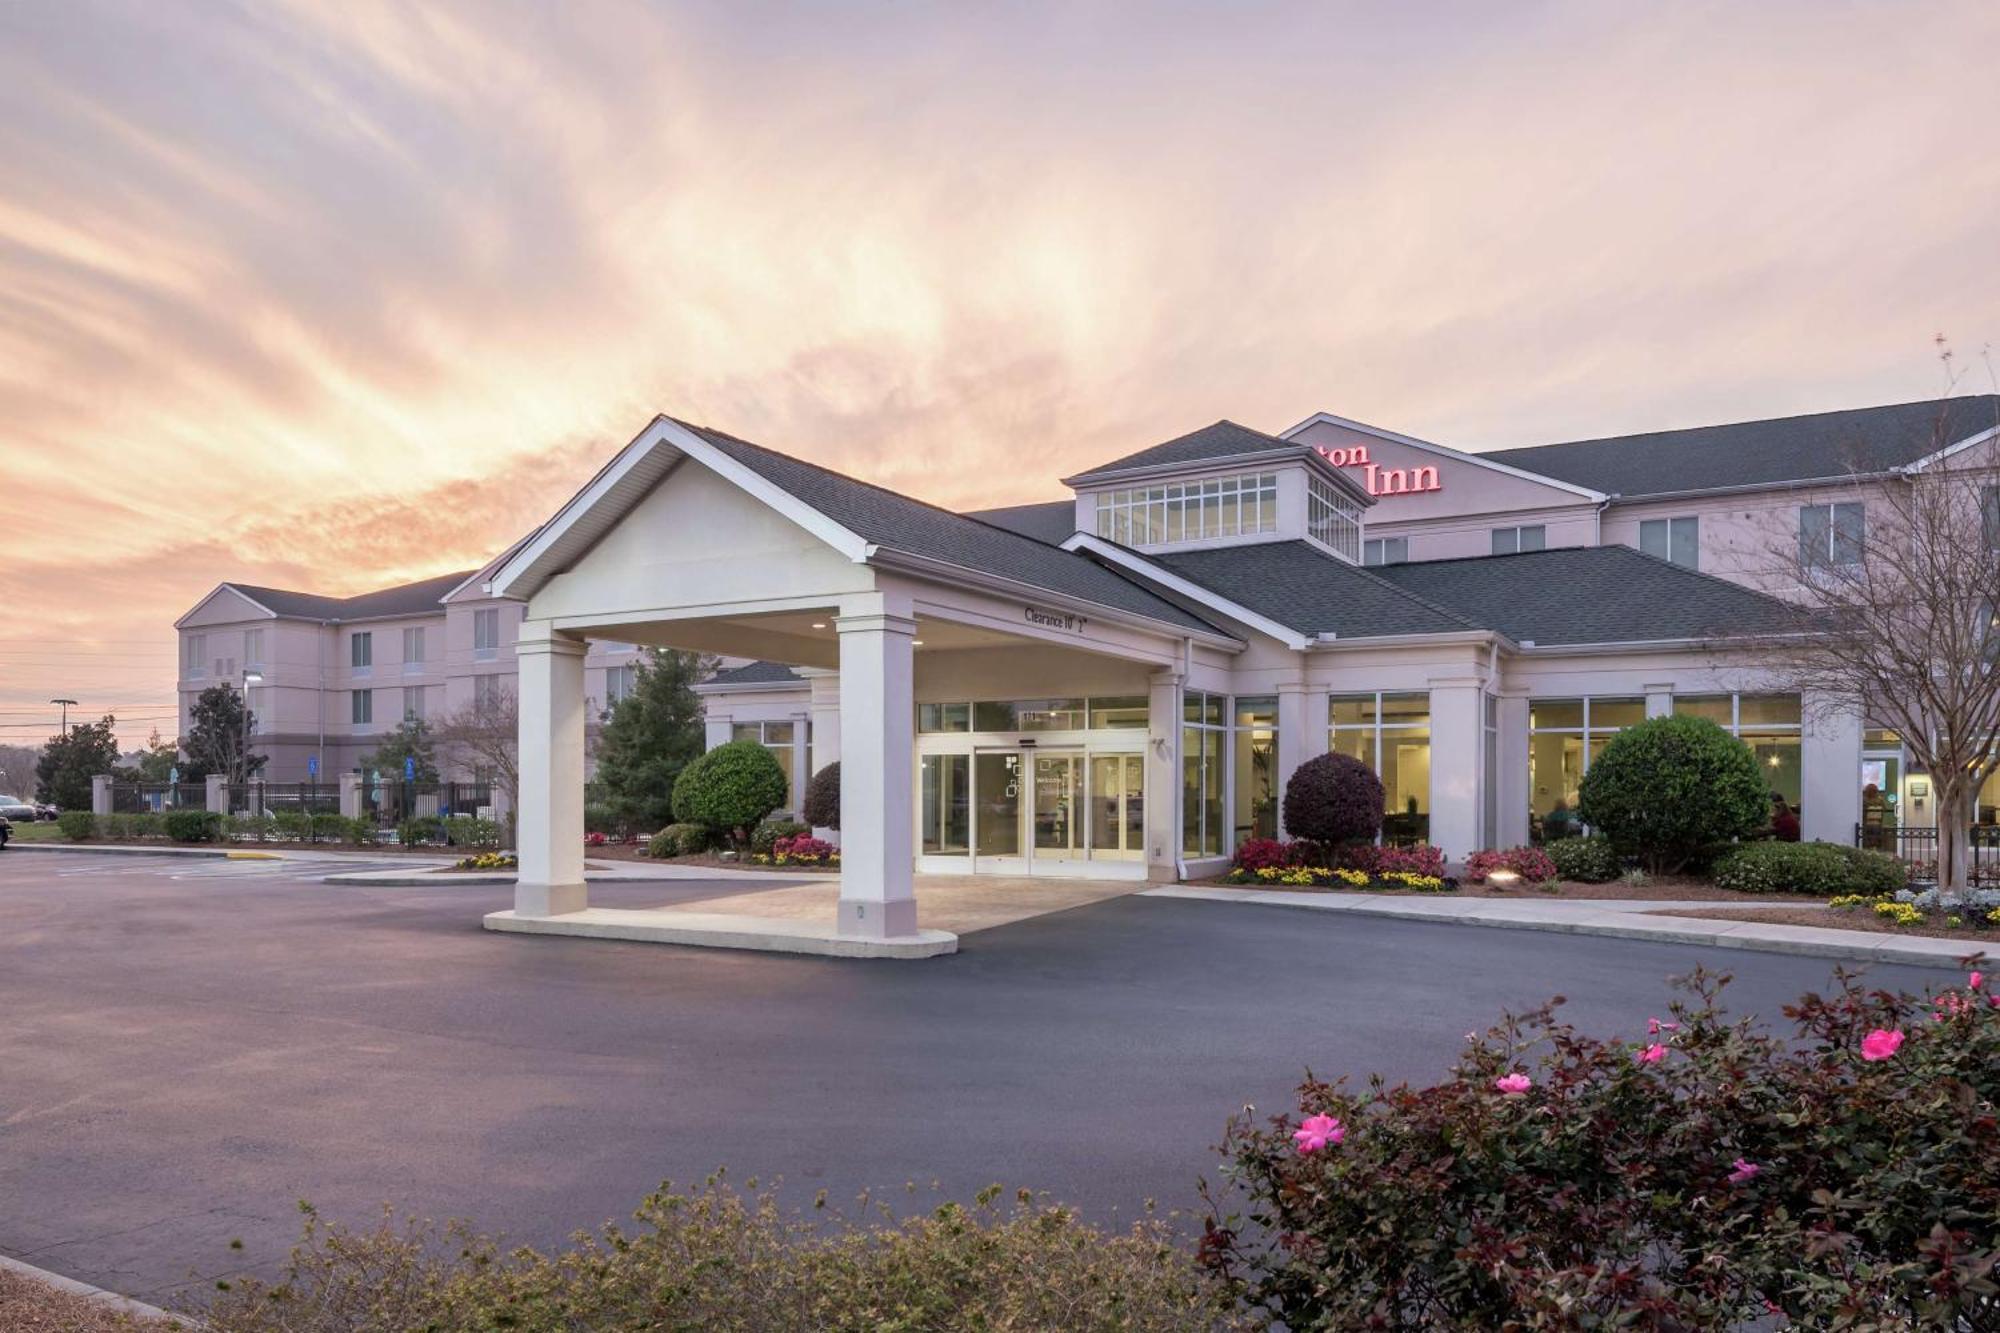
(0, 850, 1948, 1307)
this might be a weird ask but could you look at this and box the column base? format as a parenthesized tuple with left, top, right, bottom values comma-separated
(516, 882, 589, 917)
(837, 896, 919, 939)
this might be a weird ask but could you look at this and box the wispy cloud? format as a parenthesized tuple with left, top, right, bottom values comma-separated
(0, 0, 1996, 738)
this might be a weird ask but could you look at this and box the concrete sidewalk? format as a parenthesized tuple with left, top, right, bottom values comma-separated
(1147, 885, 1991, 971)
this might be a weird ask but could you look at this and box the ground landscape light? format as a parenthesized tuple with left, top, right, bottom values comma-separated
(1487, 869, 1522, 888)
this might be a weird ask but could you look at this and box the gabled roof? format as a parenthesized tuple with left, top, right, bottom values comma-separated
(704, 660, 804, 687)
(1369, 546, 1806, 647)
(1065, 420, 1319, 485)
(1483, 395, 2000, 498)
(964, 500, 1076, 545)
(1149, 541, 1481, 639)
(495, 415, 1233, 641)
(219, 570, 475, 623)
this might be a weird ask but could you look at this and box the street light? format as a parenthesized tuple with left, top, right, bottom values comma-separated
(242, 671, 263, 783)
(50, 697, 77, 735)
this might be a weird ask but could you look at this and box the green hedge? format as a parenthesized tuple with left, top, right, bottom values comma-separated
(751, 819, 810, 856)
(56, 810, 95, 841)
(1710, 840, 1909, 896)
(397, 815, 446, 847)
(1544, 834, 1622, 883)
(648, 822, 712, 858)
(163, 810, 223, 843)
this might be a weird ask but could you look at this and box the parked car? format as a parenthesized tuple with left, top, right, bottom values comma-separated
(35, 801, 58, 820)
(0, 797, 39, 825)
(0, 814, 9, 848)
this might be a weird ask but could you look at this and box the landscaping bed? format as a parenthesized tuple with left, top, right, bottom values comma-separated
(0, 1264, 173, 1329)
(1203, 871, 1802, 901)
(1653, 900, 2000, 944)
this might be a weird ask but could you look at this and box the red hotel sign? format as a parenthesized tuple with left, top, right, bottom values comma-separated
(1315, 444, 1441, 497)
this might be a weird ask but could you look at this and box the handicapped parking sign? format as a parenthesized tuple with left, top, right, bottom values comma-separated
(405, 756, 416, 781)
(307, 755, 318, 779)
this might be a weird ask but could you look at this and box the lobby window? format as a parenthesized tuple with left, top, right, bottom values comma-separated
(1233, 696, 1278, 845)
(1088, 696, 1148, 728)
(1095, 472, 1277, 546)
(1491, 524, 1546, 555)
(1528, 696, 1644, 839)
(1328, 693, 1431, 843)
(1362, 537, 1408, 566)
(404, 684, 427, 721)
(1673, 693, 1802, 811)
(1639, 516, 1699, 569)
(732, 720, 798, 812)
(920, 754, 970, 854)
(351, 689, 373, 727)
(1798, 501, 1864, 568)
(918, 702, 971, 733)
(1182, 691, 1226, 857)
(185, 633, 207, 679)
(1306, 475, 1363, 561)
(604, 663, 637, 707)
(473, 608, 500, 660)
(402, 627, 425, 673)
(243, 628, 264, 670)
(350, 631, 372, 676)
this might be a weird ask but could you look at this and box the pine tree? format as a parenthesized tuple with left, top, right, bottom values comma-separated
(594, 649, 713, 830)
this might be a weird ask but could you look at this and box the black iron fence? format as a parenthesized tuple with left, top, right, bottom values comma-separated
(107, 782, 209, 814)
(353, 780, 493, 829)
(1855, 824, 2000, 885)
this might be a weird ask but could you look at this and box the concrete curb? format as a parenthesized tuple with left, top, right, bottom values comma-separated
(484, 907, 958, 958)
(0, 1251, 192, 1326)
(1143, 886, 1991, 972)
(3, 841, 240, 858)
(325, 866, 833, 887)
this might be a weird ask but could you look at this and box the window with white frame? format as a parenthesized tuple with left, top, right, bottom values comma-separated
(1307, 474, 1363, 561)
(1362, 536, 1408, 566)
(214, 651, 237, 679)
(243, 628, 265, 670)
(402, 627, 425, 673)
(1094, 472, 1277, 546)
(1672, 693, 1802, 810)
(404, 685, 427, 721)
(1639, 515, 1699, 569)
(473, 608, 500, 660)
(605, 663, 637, 707)
(351, 689, 373, 726)
(1798, 501, 1864, 568)
(185, 634, 207, 678)
(1329, 693, 1431, 842)
(350, 631, 373, 675)
(1491, 524, 1547, 555)
(731, 720, 799, 812)
(1181, 691, 1226, 857)
(1528, 696, 1644, 836)
(473, 673, 501, 710)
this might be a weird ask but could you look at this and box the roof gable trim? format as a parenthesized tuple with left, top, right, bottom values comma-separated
(173, 583, 280, 629)
(1279, 410, 1610, 502)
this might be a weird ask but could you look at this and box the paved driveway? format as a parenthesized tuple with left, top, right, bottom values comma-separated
(0, 851, 1945, 1307)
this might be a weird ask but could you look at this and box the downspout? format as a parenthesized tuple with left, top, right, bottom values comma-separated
(1176, 635, 1192, 882)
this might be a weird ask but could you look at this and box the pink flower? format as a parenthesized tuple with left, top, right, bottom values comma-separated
(1970, 971, 1984, 990)
(1635, 1043, 1667, 1065)
(1492, 1072, 1532, 1096)
(1727, 1157, 1762, 1185)
(1647, 1017, 1679, 1035)
(1859, 1028, 1904, 1062)
(1293, 1113, 1345, 1154)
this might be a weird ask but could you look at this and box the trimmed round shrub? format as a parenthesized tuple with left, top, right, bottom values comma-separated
(1711, 840, 1910, 896)
(671, 742, 789, 844)
(56, 810, 95, 841)
(1577, 715, 1769, 871)
(803, 762, 840, 830)
(648, 822, 713, 859)
(752, 819, 810, 856)
(1545, 834, 1622, 883)
(1281, 752, 1384, 848)
(162, 810, 222, 843)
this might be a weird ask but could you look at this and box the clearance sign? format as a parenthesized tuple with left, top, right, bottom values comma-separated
(1315, 444, 1441, 497)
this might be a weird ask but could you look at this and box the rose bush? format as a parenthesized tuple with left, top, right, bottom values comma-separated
(1464, 845, 1559, 885)
(1202, 968, 2000, 1329)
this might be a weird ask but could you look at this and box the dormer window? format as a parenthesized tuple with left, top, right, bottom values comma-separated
(1095, 471, 1278, 546)
(1307, 474, 1363, 561)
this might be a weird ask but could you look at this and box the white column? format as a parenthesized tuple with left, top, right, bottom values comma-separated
(1275, 678, 1328, 839)
(1427, 678, 1484, 861)
(206, 773, 228, 815)
(1145, 669, 1181, 880)
(804, 669, 842, 841)
(703, 714, 732, 751)
(1495, 694, 1531, 848)
(790, 709, 811, 818)
(1801, 690, 1863, 844)
(515, 628, 589, 916)
(339, 772, 362, 820)
(91, 774, 113, 816)
(835, 608, 917, 938)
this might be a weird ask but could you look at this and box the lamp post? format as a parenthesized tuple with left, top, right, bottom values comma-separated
(50, 697, 77, 735)
(241, 671, 263, 785)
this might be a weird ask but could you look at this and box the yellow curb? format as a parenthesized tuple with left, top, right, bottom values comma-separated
(226, 850, 283, 860)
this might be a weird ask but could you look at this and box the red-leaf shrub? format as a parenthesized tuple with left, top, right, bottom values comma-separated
(1280, 753, 1384, 847)
(1373, 843, 1446, 877)
(584, 831, 609, 847)
(1203, 968, 2000, 1328)
(1464, 845, 1558, 884)
(1231, 838, 1299, 872)
(771, 833, 838, 864)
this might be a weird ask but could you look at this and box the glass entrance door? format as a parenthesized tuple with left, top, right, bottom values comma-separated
(973, 750, 1022, 863)
(1032, 751, 1084, 864)
(1089, 753, 1144, 860)
(967, 746, 1141, 875)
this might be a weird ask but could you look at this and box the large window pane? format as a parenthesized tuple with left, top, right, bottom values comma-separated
(1737, 694, 1801, 726)
(1017, 699, 1087, 730)
(921, 755, 969, 853)
(1531, 699, 1584, 730)
(1379, 726, 1430, 844)
(1673, 695, 1733, 724)
(1089, 696, 1148, 729)
(1330, 696, 1371, 727)
(1588, 698, 1645, 730)
(1234, 707, 1277, 846)
(1181, 726, 1222, 857)
(919, 702, 970, 733)
(1379, 693, 1428, 726)
(1745, 733, 1803, 807)
(973, 701, 1018, 731)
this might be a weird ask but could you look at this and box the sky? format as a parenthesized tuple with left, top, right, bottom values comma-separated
(1, 0, 1996, 748)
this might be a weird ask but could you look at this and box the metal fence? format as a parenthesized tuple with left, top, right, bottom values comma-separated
(1855, 824, 2000, 885)
(107, 782, 208, 813)
(352, 780, 493, 829)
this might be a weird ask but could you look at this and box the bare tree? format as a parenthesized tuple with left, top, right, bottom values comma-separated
(435, 686, 519, 840)
(1746, 391, 2000, 896)
(0, 743, 40, 799)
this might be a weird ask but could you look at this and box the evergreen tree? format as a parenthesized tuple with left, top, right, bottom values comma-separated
(363, 716, 440, 784)
(35, 716, 120, 809)
(181, 683, 266, 783)
(594, 649, 713, 830)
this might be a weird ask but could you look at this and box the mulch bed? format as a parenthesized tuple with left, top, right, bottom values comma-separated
(1201, 874, 1799, 902)
(584, 846, 833, 872)
(0, 1266, 176, 1330)
(1650, 904, 2000, 946)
